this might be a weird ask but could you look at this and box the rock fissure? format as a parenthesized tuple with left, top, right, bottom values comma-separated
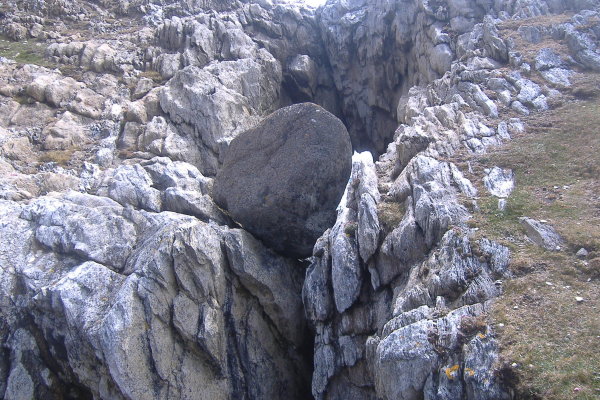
(1, 0, 600, 399)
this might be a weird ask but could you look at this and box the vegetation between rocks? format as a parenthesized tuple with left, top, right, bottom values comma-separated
(463, 77, 600, 399)
(0, 35, 50, 67)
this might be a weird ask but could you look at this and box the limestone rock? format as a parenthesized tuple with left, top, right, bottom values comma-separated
(158, 55, 282, 175)
(1, 191, 310, 399)
(576, 248, 589, 259)
(519, 217, 565, 251)
(535, 48, 566, 71)
(107, 164, 162, 212)
(214, 103, 352, 258)
(42, 111, 90, 150)
(330, 201, 362, 313)
(483, 167, 515, 198)
(302, 233, 334, 322)
(541, 68, 574, 87)
(2, 1, 595, 399)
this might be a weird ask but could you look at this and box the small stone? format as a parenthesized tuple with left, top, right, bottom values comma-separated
(511, 363, 518, 368)
(575, 297, 584, 303)
(545, 282, 553, 286)
(519, 217, 565, 251)
(498, 198, 507, 211)
(576, 248, 589, 259)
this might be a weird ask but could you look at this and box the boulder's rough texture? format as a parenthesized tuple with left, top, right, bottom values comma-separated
(1, 0, 599, 399)
(214, 103, 352, 258)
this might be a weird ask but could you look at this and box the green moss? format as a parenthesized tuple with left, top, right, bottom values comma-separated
(0, 35, 51, 67)
(344, 222, 358, 237)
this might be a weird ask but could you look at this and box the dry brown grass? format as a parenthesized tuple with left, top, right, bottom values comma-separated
(377, 200, 406, 233)
(39, 150, 75, 166)
(461, 84, 600, 399)
(139, 69, 165, 84)
(497, 14, 573, 70)
(456, 14, 600, 395)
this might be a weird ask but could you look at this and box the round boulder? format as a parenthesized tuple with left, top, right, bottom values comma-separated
(214, 102, 352, 259)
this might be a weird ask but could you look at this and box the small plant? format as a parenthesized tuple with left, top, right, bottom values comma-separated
(39, 150, 74, 166)
(377, 200, 406, 232)
(344, 222, 358, 237)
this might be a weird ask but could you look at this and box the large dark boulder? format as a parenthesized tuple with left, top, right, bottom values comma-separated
(214, 103, 352, 259)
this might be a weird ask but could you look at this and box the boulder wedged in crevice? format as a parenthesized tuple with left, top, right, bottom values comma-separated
(2, 1, 600, 399)
(214, 102, 352, 259)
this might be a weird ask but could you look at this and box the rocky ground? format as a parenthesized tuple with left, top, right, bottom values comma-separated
(0, 0, 599, 399)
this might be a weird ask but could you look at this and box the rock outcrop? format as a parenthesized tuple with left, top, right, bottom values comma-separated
(214, 102, 352, 259)
(0, 191, 310, 399)
(1, 0, 599, 399)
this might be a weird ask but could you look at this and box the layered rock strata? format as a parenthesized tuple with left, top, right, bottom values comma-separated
(1, 0, 600, 399)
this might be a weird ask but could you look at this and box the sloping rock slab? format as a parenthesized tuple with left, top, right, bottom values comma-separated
(214, 103, 352, 258)
(519, 217, 565, 251)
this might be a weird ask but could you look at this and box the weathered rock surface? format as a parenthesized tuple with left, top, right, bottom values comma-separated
(300, 3, 600, 400)
(484, 167, 515, 198)
(2, 1, 599, 399)
(520, 217, 566, 251)
(214, 103, 352, 258)
(0, 191, 310, 399)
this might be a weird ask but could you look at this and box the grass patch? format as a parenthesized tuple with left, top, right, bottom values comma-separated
(377, 200, 406, 233)
(462, 81, 600, 399)
(39, 150, 74, 166)
(139, 69, 165, 84)
(471, 93, 600, 251)
(0, 35, 52, 67)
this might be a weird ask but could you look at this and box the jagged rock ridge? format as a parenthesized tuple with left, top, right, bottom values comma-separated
(1, 0, 600, 399)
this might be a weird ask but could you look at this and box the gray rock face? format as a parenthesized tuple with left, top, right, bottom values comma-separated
(564, 17, 600, 71)
(483, 167, 515, 198)
(159, 55, 282, 176)
(214, 103, 352, 258)
(520, 217, 565, 251)
(576, 248, 589, 258)
(0, 192, 310, 400)
(3, 1, 599, 399)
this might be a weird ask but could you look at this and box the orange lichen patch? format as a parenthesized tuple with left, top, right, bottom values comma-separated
(477, 333, 486, 339)
(445, 365, 460, 380)
(465, 368, 476, 377)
